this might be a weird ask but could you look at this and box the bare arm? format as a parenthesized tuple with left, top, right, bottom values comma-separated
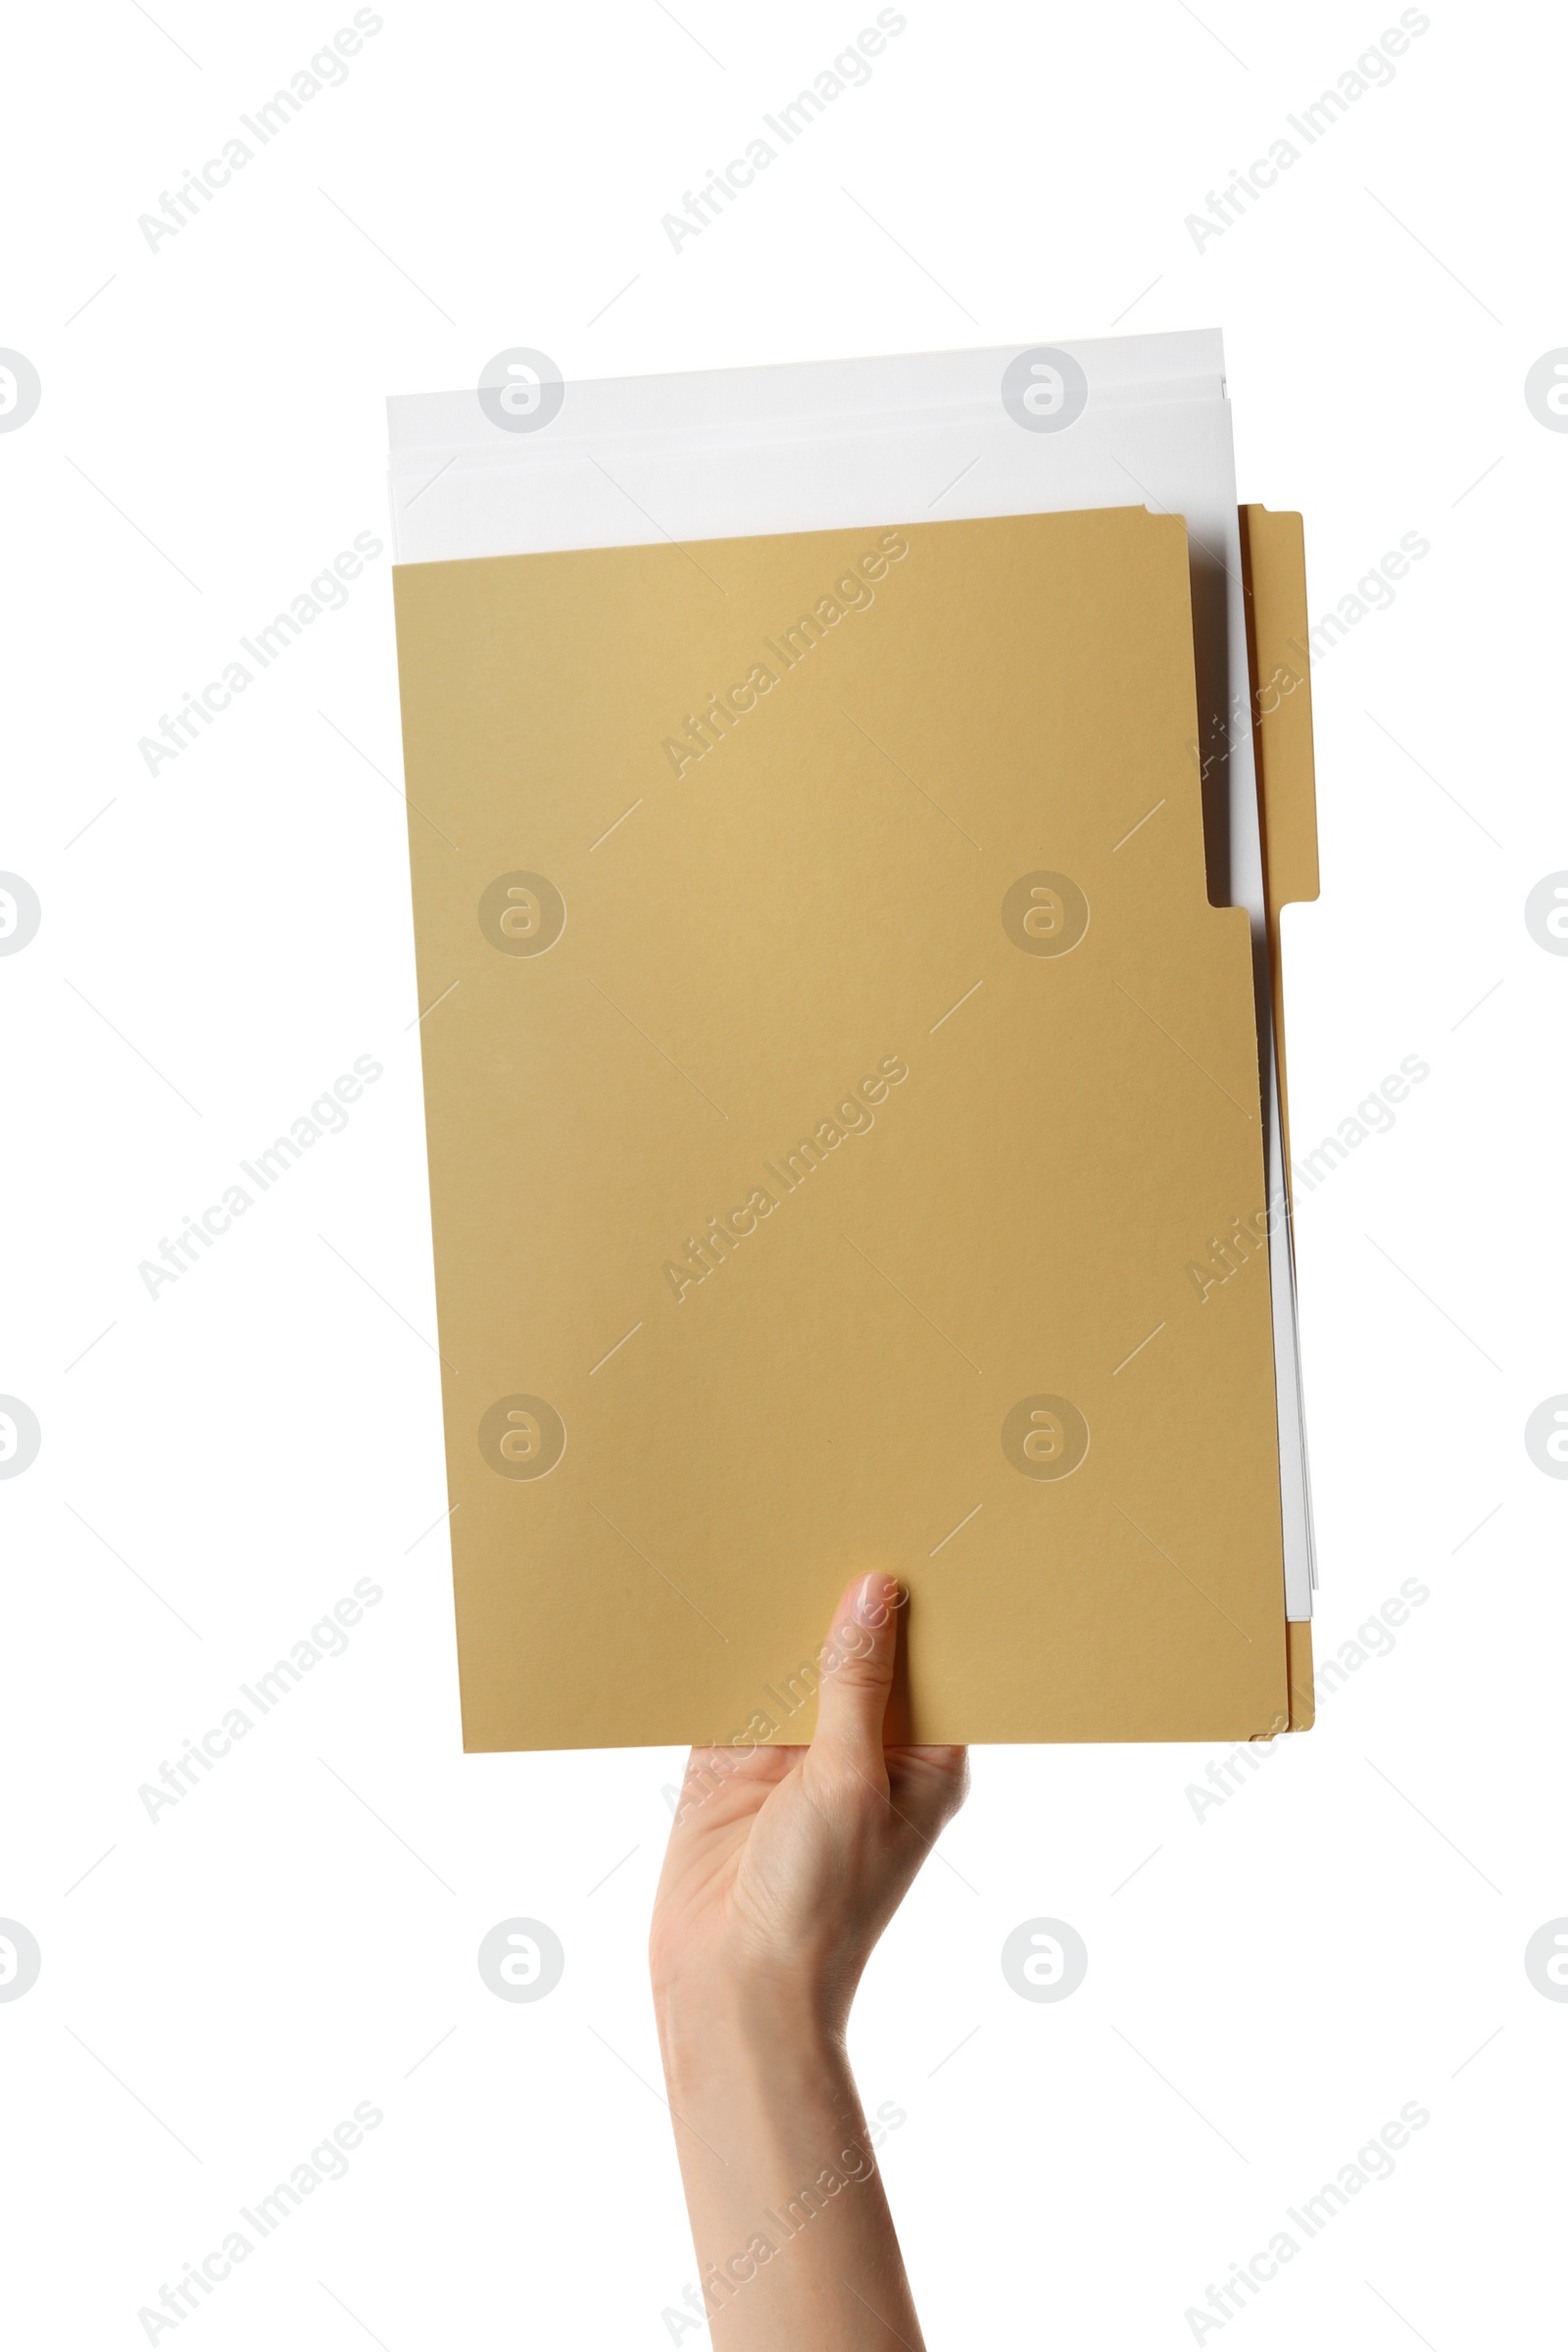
(650, 1573, 968, 2347)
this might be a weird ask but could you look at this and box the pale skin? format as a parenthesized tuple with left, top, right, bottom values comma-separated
(650, 1571, 968, 2348)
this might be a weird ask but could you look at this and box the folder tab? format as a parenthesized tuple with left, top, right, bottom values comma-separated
(1240, 505, 1320, 925)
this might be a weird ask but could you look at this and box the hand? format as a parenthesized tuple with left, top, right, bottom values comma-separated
(650, 1571, 968, 2041)
(649, 1573, 967, 2347)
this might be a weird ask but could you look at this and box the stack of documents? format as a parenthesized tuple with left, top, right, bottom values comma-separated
(387, 332, 1319, 1749)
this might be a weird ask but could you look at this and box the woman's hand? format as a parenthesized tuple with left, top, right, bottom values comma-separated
(651, 1571, 968, 2040)
(649, 1573, 968, 2348)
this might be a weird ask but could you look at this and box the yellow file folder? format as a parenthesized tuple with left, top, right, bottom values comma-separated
(392, 500, 1319, 1749)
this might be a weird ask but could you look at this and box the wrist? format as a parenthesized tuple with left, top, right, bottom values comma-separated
(656, 1968, 843, 2086)
(657, 1981, 882, 2226)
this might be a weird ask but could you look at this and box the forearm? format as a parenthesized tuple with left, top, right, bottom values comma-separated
(657, 1984, 926, 2349)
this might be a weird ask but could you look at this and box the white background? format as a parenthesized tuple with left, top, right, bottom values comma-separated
(3, 1, 1565, 2344)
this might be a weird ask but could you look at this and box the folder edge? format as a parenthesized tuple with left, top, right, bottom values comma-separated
(1240, 504, 1320, 1730)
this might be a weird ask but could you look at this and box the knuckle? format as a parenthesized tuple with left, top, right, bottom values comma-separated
(828, 1650, 889, 1695)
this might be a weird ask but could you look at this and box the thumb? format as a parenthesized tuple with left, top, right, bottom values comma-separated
(810, 1572, 903, 1776)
